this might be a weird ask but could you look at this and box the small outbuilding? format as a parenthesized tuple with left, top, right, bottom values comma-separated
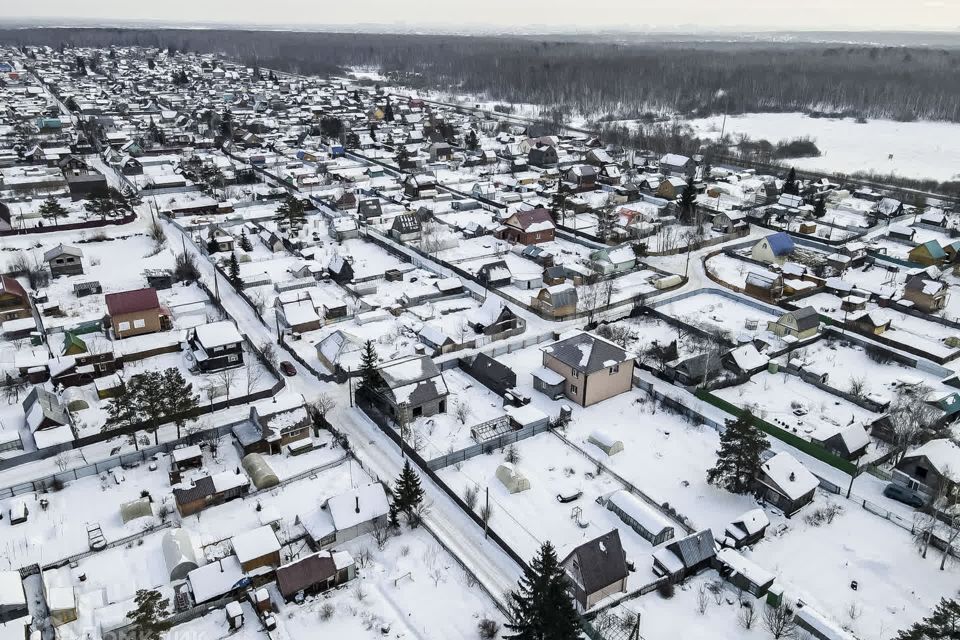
(606, 490, 674, 545)
(120, 497, 154, 524)
(587, 430, 624, 456)
(496, 464, 531, 494)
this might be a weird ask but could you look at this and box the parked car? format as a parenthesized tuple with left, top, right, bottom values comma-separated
(280, 361, 297, 377)
(883, 483, 924, 508)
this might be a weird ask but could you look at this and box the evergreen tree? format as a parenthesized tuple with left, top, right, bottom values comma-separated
(895, 598, 960, 640)
(128, 371, 167, 445)
(679, 176, 697, 224)
(147, 58, 155, 70)
(384, 99, 395, 122)
(162, 368, 199, 440)
(506, 542, 580, 640)
(75, 56, 86, 75)
(239, 229, 253, 252)
(358, 340, 380, 393)
(393, 460, 425, 524)
(38, 196, 68, 225)
(706, 412, 769, 494)
(220, 107, 233, 140)
(274, 195, 306, 228)
(103, 383, 138, 438)
(813, 196, 827, 219)
(466, 129, 479, 150)
(228, 252, 241, 287)
(125, 589, 172, 640)
(783, 167, 800, 196)
(84, 187, 116, 221)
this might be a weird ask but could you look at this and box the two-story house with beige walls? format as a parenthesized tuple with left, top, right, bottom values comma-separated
(535, 332, 634, 407)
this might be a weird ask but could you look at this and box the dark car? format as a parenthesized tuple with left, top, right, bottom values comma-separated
(883, 483, 924, 508)
(279, 361, 297, 377)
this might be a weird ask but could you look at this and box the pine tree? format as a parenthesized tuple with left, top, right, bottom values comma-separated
(393, 460, 425, 524)
(384, 99, 395, 122)
(506, 542, 580, 640)
(706, 412, 769, 494)
(128, 371, 167, 446)
(358, 340, 379, 393)
(125, 589, 172, 640)
(783, 167, 799, 196)
(466, 129, 479, 150)
(274, 195, 306, 228)
(162, 368, 198, 439)
(679, 176, 697, 224)
(38, 196, 68, 225)
(895, 598, 960, 640)
(103, 383, 138, 441)
(813, 196, 827, 219)
(228, 252, 241, 287)
(240, 229, 253, 252)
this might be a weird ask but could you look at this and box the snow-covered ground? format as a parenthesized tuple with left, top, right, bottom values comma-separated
(687, 112, 960, 182)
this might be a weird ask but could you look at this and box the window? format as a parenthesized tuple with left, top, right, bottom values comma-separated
(609, 364, 620, 375)
(133, 318, 146, 329)
(570, 384, 578, 395)
(572, 369, 580, 379)
(117, 321, 130, 332)
(227, 354, 239, 362)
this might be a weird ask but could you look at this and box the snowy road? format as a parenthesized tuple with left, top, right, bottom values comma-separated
(161, 217, 523, 609)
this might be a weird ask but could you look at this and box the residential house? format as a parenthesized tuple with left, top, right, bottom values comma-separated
(239, 396, 313, 454)
(755, 452, 818, 517)
(722, 344, 770, 376)
(902, 274, 949, 312)
(328, 255, 355, 285)
(532, 283, 579, 318)
(812, 424, 870, 461)
(712, 211, 748, 233)
(276, 551, 356, 602)
(908, 240, 948, 267)
(232, 526, 282, 573)
(893, 439, 960, 500)
(722, 508, 770, 549)
(565, 165, 598, 191)
(751, 232, 795, 265)
(372, 355, 449, 423)
(477, 260, 512, 288)
(744, 271, 784, 302)
(390, 214, 422, 243)
(652, 529, 717, 581)
(848, 310, 892, 335)
(590, 246, 636, 275)
(655, 176, 690, 201)
(205, 227, 234, 253)
(875, 197, 904, 218)
(189, 321, 244, 372)
(561, 530, 629, 612)
(499, 209, 556, 244)
(43, 244, 84, 277)
(357, 198, 383, 221)
(659, 153, 695, 177)
(461, 353, 518, 396)
(303, 483, 391, 548)
(173, 470, 250, 517)
(403, 174, 437, 199)
(105, 287, 167, 339)
(528, 143, 558, 168)
(469, 297, 523, 337)
(0, 276, 30, 323)
(766, 307, 820, 340)
(539, 332, 634, 407)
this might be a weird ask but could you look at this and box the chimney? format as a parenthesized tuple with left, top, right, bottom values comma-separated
(355, 496, 360, 514)
(789, 472, 796, 482)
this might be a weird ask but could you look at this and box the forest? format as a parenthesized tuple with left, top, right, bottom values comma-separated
(3, 28, 960, 122)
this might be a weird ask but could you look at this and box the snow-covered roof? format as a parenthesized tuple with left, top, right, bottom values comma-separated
(231, 525, 281, 563)
(903, 439, 960, 484)
(607, 490, 674, 536)
(326, 483, 390, 531)
(716, 548, 775, 587)
(0, 572, 25, 608)
(760, 452, 818, 500)
(188, 555, 246, 603)
(727, 344, 769, 371)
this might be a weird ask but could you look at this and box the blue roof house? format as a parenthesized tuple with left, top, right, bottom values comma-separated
(751, 232, 796, 265)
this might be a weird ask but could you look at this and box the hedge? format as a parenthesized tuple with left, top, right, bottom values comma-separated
(695, 389, 857, 475)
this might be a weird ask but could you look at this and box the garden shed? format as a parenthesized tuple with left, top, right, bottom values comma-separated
(120, 497, 154, 524)
(496, 464, 531, 494)
(162, 528, 199, 580)
(606, 490, 674, 545)
(587, 430, 624, 456)
(242, 453, 280, 490)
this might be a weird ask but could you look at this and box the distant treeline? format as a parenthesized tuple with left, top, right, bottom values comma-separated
(3, 28, 960, 121)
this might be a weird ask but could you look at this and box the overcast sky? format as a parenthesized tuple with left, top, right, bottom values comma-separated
(4, 0, 959, 33)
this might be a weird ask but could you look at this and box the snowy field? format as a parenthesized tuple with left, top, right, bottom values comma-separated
(656, 292, 780, 340)
(687, 113, 960, 182)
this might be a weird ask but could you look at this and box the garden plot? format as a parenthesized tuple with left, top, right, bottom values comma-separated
(656, 292, 780, 340)
(608, 269, 660, 303)
(745, 493, 960, 640)
(261, 527, 505, 640)
(439, 432, 670, 588)
(434, 209, 500, 233)
(838, 262, 905, 298)
(601, 315, 713, 362)
(433, 235, 510, 264)
(787, 337, 952, 401)
(404, 367, 509, 460)
(289, 314, 422, 374)
(0, 436, 239, 570)
(704, 252, 755, 289)
(332, 238, 408, 280)
(714, 370, 880, 442)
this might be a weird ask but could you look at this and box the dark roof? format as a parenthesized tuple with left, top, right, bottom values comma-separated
(787, 306, 820, 331)
(562, 530, 629, 594)
(471, 353, 516, 383)
(391, 214, 421, 234)
(105, 287, 160, 316)
(508, 208, 554, 230)
(173, 475, 216, 505)
(764, 232, 795, 256)
(0, 276, 27, 300)
(276, 553, 337, 598)
(665, 529, 716, 568)
(543, 332, 630, 374)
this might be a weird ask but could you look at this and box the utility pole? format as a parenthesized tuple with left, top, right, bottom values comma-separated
(484, 487, 490, 539)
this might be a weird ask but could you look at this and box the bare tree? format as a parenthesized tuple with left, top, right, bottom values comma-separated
(848, 376, 867, 398)
(738, 604, 757, 630)
(259, 340, 278, 367)
(215, 368, 239, 401)
(370, 516, 390, 550)
(454, 399, 470, 425)
(244, 361, 265, 396)
(696, 585, 710, 615)
(464, 484, 479, 510)
(890, 385, 941, 463)
(763, 602, 797, 639)
(311, 393, 337, 426)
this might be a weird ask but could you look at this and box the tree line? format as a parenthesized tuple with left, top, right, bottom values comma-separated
(5, 29, 960, 121)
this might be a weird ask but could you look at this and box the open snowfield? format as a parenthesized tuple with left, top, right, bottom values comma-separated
(687, 113, 960, 182)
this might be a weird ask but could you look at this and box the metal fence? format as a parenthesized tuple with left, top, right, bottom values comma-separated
(426, 419, 554, 471)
